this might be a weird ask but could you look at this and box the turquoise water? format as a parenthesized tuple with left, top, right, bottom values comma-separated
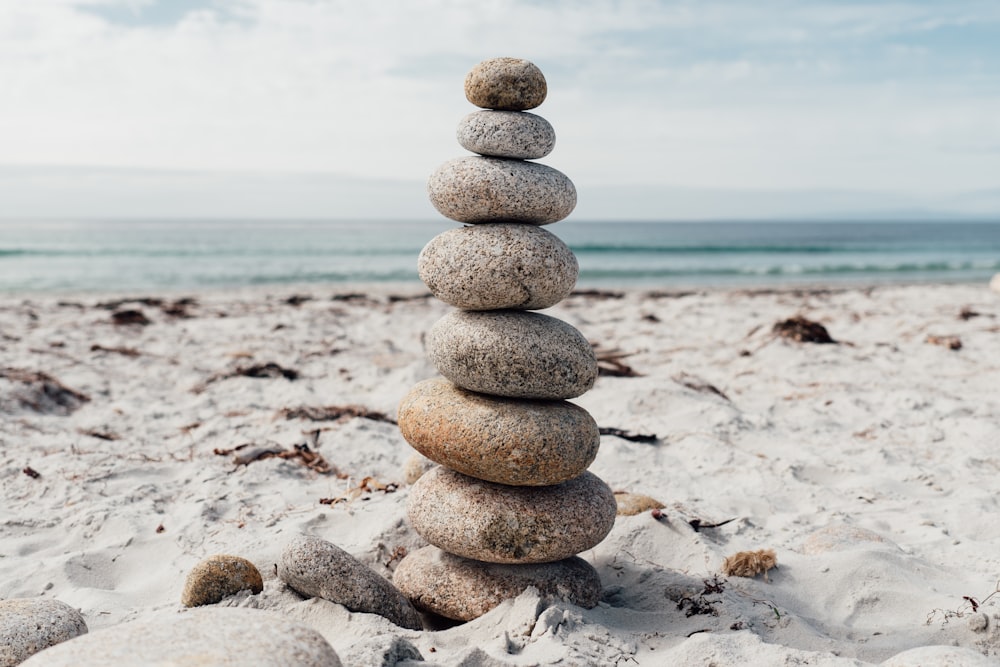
(2, 220, 999, 293)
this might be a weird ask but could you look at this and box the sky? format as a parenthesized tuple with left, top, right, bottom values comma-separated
(1, 0, 999, 221)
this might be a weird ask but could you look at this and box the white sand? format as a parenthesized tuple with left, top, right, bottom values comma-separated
(2, 282, 999, 665)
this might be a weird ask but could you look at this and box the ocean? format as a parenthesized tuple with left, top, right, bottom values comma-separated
(2, 220, 999, 293)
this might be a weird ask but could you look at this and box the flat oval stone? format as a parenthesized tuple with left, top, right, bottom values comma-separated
(428, 156, 576, 225)
(19, 608, 340, 667)
(457, 111, 555, 159)
(407, 466, 616, 564)
(180, 554, 264, 607)
(394, 546, 601, 621)
(427, 310, 597, 399)
(0, 598, 87, 666)
(418, 223, 577, 310)
(277, 535, 422, 630)
(464, 57, 546, 111)
(398, 377, 599, 486)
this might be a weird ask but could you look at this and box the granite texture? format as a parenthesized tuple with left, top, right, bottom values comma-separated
(881, 645, 998, 667)
(464, 57, 547, 111)
(180, 554, 264, 607)
(427, 309, 597, 399)
(457, 110, 555, 159)
(427, 156, 576, 225)
(407, 467, 616, 564)
(19, 608, 340, 666)
(614, 492, 666, 516)
(394, 546, 602, 621)
(418, 223, 577, 310)
(277, 534, 422, 630)
(402, 451, 435, 485)
(0, 599, 87, 667)
(398, 377, 599, 486)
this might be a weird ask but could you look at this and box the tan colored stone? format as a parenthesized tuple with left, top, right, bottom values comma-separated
(799, 524, 899, 555)
(398, 377, 598, 486)
(418, 223, 577, 311)
(464, 57, 547, 111)
(180, 554, 263, 607)
(0, 598, 87, 667)
(402, 451, 435, 485)
(427, 310, 597, 400)
(614, 492, 666, 516)
(394, 546, 601, 621)
(408, 467, 616, 564)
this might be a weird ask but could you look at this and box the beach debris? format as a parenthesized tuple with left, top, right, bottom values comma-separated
(594, 344, 643, 377)
(216, 441, 337, 475)
(0, 368, 90, 415)
(111, 309, 151, 326)
(192, 361, 300, 393)
(278, 534, 423, 630)
(22, 466, 41, 479)
(673, 372, 730, 401)
(278, 404, 395, 424)
(181, 554, 264, 607)
(773, 316, 837, 344)
(284, 294, 312, 306)
(689, 516, 738, 532)
(571, 288, 624, 299)
(676, 576, 726, 617)
(926, 334, 962, 350)
(722, 549, 778, 581)
(90, 343, 141, 357)
(77, 427, 120, 441)
(0, 598, 89, 665)
(599, 426, 658, 443)
(614, 492, 666, 516)
(319, 476, 399, 505)
(959, 306, 981, 320)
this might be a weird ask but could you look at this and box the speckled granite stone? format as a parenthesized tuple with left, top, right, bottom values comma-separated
(398, 377, 599, 486)
(418, 223, 577, 310)
(0, 599, 87, 667)
(614, 492, 666, 516)
(394, 546, 601, 621)
(427, 309, 597, 399)
(457, 110, 555, 159)
(428, 156, 576, 225)
(180, 554, 263, 607)
(277, 534, 422, 630)
(19, 608, 340, 666)
(464, 57, 547, 111)
(407, 467, 616, 564)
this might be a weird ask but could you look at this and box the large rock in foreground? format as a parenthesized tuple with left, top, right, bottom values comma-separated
(398, 377, 598, 486)
(394, 546, 601, 621)
(408, 467, 616, 564)
(0, 598, 87, 667)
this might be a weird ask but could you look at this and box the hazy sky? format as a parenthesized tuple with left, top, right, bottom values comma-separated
(2, 0, 999, 220)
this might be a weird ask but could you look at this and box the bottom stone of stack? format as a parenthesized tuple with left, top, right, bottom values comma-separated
(394, 546, 601, 621)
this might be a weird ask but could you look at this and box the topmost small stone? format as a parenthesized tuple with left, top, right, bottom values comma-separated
(464, 58, 547, 111)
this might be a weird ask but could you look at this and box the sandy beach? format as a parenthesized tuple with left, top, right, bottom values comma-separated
(2, 281, 1000, 665)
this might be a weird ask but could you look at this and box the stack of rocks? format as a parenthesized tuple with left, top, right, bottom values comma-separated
(393, 57, 617, 622)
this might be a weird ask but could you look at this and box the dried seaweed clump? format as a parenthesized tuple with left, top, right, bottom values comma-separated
(0, 368, 90, 415)
(722, 549, 777, 581)
(773, 316, 836, 344)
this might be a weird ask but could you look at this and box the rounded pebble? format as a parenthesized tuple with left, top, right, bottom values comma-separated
(990, 272, 1000, 293)
(394, 546, 602, 621)
(427, 309, 597, 399)
(800, 524, 899, 555)
(464, 57, 547, 111)
(19, 608, 340, 666)
(457, 110, 555, 159)
(277, 534, 422, 630)
(0, 598, 87, 667)
(418, 223, 577, 310)
(402, 451, 436, 485)
(614, 492, 666, 516)
(398, 377, 599, 486)
(880, 645, 997, 666)
(408, 467, 616, 564)
(180, 554, 263, 607)
(428, 156, 576, 225)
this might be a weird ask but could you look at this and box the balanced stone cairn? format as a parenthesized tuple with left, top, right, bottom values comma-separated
(394, 57, 617, 622)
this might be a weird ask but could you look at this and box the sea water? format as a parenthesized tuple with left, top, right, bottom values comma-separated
(2, 220, 999, 293)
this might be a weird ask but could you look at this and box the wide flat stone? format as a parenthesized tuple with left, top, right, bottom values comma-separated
(398, 377, 598, 486)
(427, 310, 597, 400)
(457, 110, 555, 159)
(418, 223, 577, 310)
(180, 554, 263, 607)
(394, 546, 602, 621)
(19, 608, 340, 666)
(464, 57, 547, 111)
(277, 534, 422, 630)
(428, 156, 576, 225)
(407, 466, 616, 564)
(0, 598, 87, 667)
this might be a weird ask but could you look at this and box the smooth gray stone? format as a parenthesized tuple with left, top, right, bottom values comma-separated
(277, 535, 422, 630)
(407, 467, 617, 564)
(394, 546, 601, 621)
(418, 223, 577, 310)
(457, 110, 555, 159)
(397, 377, 599, 486)
(427, 309, 597, 399)
(428, 156, 576, 226)
(0, 598, 87, 667)
(19, 608, 340, 666)
(464, 57, 547, 111)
